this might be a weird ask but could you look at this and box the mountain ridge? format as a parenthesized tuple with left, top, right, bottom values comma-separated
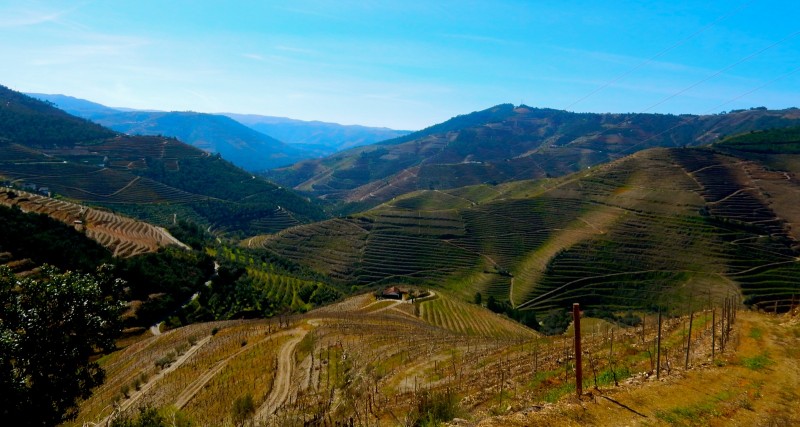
(26, 93, 411, 168)
(265, 104, 800, 210)
(223, 112, 411, 156)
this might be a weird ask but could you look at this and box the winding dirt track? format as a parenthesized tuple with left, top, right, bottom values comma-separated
(255, 327, 309, 421)
(174, 327, 300, 410)
(100, 335, 212, 425)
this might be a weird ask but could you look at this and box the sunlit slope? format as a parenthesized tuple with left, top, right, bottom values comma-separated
(68, 292, 538, 426)
(267, 104, 800, 208)
(69, 290, 800, 426)
(248, 143, 800, 312)
(0, 86, 327, 235)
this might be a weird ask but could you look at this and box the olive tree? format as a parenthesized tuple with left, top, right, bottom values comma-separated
(0, 265, 123, 426)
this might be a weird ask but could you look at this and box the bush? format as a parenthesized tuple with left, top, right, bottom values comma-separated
(110, 406, 192, 427)
(540, 309, 571, 335)
(155, 352, 176, 369)
(231, 394, 255, 427)
(410, 389, 461, 426)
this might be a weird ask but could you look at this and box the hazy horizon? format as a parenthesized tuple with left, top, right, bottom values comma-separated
(2, 0, 798, 129)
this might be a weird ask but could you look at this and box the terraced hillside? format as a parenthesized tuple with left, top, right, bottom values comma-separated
(267, 104, 800, 208)
(248, 139, 800, 314)
(67, 289, 791, 426)
(0, 188, 186, 257)
(0, 86, 327, 235)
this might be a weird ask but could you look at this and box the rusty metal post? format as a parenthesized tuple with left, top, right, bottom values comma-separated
(573, 303, 582, 398)
(656, 306, 662, 379)
(711, 308, 716, 361)
(685, 305, 694, 369)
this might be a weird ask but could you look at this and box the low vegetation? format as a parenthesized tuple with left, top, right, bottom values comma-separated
(63, 290, 800, 427)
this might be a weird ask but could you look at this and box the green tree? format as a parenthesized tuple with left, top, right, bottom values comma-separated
(231, 393, 255, 427)
(0, 265, 123, 426)
(473, 292, 482, 305)
(485, 295, 499, 312)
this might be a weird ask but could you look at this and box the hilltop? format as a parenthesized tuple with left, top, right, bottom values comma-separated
(1, 86, 327, 236)
(266, 104, 800, 209)
(247, 132, 800, 315)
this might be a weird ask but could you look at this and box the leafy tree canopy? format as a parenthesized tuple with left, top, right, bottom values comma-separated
(0, 265, 123, 426)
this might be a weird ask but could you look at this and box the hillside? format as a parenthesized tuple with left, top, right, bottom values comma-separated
(0, 85, 116, 146)
(265, 104, 800, 209)
(0, 200, 112, 275)
(224, 113, 411, 156)
(1, 86, 327, 236)
(0, 188, 187, 258)
(65, 288, 800, 426)
(247, 138, 800, 315)
(25, 92, 120, 118)
(27, 93, 410, 167)
(89, 111, 312, 171)
(26, 93, 314, 171)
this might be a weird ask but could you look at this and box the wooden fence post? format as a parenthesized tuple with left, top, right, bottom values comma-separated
(573, 303, 582, 398)
(711, 308, 716, 361)
(656, 306, 662, 379)
(685, 304, 694, 369)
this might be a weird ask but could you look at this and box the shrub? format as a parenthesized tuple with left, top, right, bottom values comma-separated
(155, 352, 177, 369)
(231, 394, 255, 427)
(410, 389, 461, 426)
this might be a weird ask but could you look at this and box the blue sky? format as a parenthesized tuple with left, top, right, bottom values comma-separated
(1, 1, 798, 129)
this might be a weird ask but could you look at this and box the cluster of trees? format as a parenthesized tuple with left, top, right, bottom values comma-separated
(0, 265, 123, 426)
(583, 307, 642, 327)
(168, 219, 211, 250)
(114, 248, 214, 327)
(173, 258, 342, 326)
(0, 203, 218, 328)
(474, 292, 576, 335)
(475, 293, 540, 331)
(110, 406, 192, 427)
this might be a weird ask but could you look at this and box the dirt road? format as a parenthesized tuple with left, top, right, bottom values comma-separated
(255, 327, 310, 421)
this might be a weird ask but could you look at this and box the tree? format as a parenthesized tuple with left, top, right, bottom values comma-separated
(231, 393, 255, 427)
(486, 295, 499, 312)
(473, 292, 482, 305)
(0, 265, 123, 426)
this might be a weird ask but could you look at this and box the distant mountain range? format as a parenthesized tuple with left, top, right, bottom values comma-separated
(223, 113, 410, 156)
(26, 93, 410, 171)
(3, 86, 327, 235)
(265, 104, 800, 209)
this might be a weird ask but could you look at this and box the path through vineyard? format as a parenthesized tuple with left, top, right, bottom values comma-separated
(255, 325, 310, 421)
(101, 335, 212, 425)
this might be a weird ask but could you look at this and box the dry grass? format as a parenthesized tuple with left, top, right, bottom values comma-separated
(66, 292, 796, 427)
